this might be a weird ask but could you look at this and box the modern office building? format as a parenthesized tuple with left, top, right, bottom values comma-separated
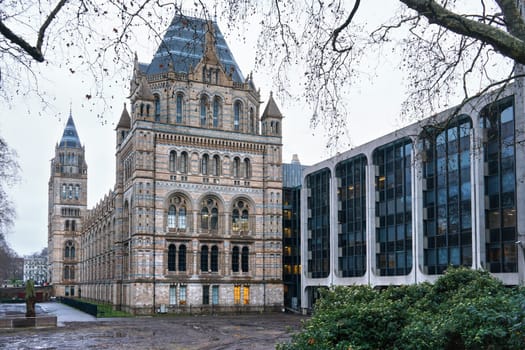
(282, 155, 304, 311)
(301, 84, 525, 311)
(48, 14, 284, 314)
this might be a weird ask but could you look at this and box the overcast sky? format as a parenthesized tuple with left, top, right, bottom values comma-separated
(1, 2, 410, 256)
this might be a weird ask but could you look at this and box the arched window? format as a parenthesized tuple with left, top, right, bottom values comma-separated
(241, 247, 249, 272)
(213, 96, 221, 128)
(167, 195, 188, 230)
(65, 240, 75, 258)
(168, 244, 176, 271)
(212, 155, 220, 176)
(201, 198, 219, 231)
(140, 103, 144, 116)
(168, 205, 177, 229)
(201, 245, 209, 272)
(65, 220, 70, 231)
(200, 95, 208, 126)
(233, 157, 240, 178)
(243, 158, 251, 178)
(211, 245, 219, 272)
(64, 265, 74, 280)
(154, 94, 160, 121)
(169, 151, 176, 172)
(176, 93, 184, 123)
(180, 152, 188, 173)
(178, 244, 186, 271)
(232, 246, 239, 272)
(201, 154, 209, 175)
(234, 101, 242, 130)
(249, 107, 255, 133)
(146, 104, 150, 117)
(232, 199, 250, 233)
(75, 185, 80, 200)
(71, 220, 76, 232)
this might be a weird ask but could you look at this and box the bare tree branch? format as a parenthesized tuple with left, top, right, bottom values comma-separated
(0, 0, 68, 62)
(399, 0, 525, 64)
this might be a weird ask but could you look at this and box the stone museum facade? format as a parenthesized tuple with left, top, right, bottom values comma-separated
(48, 14, 284, 314)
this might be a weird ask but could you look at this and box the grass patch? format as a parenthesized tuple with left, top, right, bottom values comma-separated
(96, 303, 132, 318)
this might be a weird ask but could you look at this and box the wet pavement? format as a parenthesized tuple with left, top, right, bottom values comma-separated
(0, 302, 97, 326)
(0, 303, 306, 349)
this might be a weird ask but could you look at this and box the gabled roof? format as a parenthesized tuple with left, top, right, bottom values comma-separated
(59, 112, 82, 148)
(261, 92, 283, 119)
(143, 15, 244, 83)
(117, 103, 131, 129)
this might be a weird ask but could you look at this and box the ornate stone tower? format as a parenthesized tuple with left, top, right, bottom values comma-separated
(47, 112, 87, 297)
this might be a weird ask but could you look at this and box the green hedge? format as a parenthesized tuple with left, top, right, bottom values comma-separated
(279, 268, 525, 350)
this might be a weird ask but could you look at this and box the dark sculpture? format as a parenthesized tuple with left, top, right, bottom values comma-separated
(25, 279, 36, 317)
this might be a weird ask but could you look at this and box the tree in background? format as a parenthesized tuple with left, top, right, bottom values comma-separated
(0, 136, 18, 242)
(0, 239, 21, 284)
(278, 268, 525, 350)
(0, 136, 20, 285)
(1, 1, 524, 146)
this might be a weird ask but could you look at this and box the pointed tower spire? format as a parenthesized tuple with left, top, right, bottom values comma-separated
(117, 103, 131, 129)
(261, 91, 283, 136)
(59, 110, 82, 148)
(261, 91, 283, 119)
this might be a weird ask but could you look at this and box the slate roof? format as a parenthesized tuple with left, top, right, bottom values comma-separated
(262, 92, 283, 119)
(143, 15, 244, 83)
(59, 113, 82, 148)
(117, 103, 131, 129)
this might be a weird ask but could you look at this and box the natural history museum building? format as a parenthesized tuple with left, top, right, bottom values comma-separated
(48, 14, 284, 314)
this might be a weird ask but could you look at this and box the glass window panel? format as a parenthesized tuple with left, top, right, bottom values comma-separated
(502, 172, 515, 192)
(486, 175, 499, 195)
(450, 247, 460, 265)
(461, 212, 472, 230)
(503, 209, 516, 228)
(462, 246, 472, 266)
(438, 248, 448, 265)
(488, 210, 500, 229)
(460, 151, 470, 168)
(500, 106, 513, 123)
(461, 182, 471, 200)
(396, 252, 405, 269)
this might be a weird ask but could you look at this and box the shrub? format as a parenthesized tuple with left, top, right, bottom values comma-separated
(278, 268, 525, 350)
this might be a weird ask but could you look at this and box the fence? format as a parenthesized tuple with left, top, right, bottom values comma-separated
(59, 297, 97, 316)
